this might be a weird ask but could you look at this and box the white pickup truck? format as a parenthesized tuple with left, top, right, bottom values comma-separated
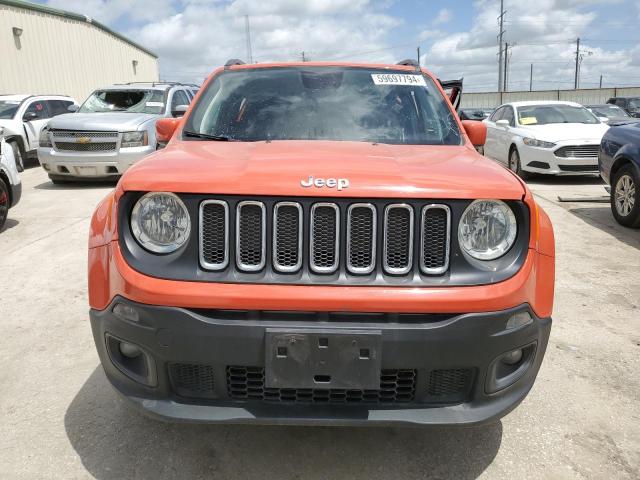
(0, 95, 77, 171)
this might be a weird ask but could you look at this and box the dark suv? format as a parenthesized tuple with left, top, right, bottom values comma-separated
(607, 97, 640, 118)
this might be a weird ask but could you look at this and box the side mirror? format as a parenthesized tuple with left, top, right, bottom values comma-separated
(23, 111, 38, 121)
(156, 117, 181, 143)
(495, 119, 510, 128)
(462, 120, 487, 147)
(67, 104, 79, 113)
(171, 104, 189, 118)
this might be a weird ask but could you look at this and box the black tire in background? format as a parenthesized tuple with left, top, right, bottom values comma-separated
(611, 164, 640, 228)
(0, 176, 9, 230)
(9, 140, 25, 172)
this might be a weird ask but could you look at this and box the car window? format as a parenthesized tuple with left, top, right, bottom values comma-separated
(185, 67, 463, 145)
(171, 90, 190, 110)
(489, 106, 505, 122)
(503, 106, 515, 126)
(0, 99, 22, 119)
(24, 100, 50, 120)
(46, 100, 74, 117)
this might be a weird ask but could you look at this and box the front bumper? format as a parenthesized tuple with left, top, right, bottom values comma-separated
(520, 142, 599, 175)
(37, 145, 155, 178)
(91, 296, 551, 426)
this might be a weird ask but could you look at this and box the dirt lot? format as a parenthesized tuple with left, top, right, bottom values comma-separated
(1, 166, 639, 479)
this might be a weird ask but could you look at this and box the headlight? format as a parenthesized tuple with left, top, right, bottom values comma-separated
(121, 131, 148, 148)
(522, 137, 555, 148)
(39, 127, 52, 148)
(458, 200, 517, 260)
(131, 192, 191, 253)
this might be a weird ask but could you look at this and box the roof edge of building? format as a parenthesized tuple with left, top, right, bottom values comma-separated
(0, 0, 158, 59)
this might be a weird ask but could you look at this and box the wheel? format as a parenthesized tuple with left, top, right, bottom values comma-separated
(0, 176, 9, 230)
(9, 140, 25, 172)
(508, 148, 532, 180)
(48, 174, 71, 185)
(611, 164, 640, 228)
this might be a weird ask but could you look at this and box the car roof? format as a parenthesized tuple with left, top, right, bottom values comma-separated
(507, 100, 583, 108)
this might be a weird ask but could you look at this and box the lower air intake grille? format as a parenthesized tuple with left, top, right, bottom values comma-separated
(227, 366, 416, 404)
(169, 363, 216, 399)
(426, 368, 474, 404)
(558, 164, 599, 172)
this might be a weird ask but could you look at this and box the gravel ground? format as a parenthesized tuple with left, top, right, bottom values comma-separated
(0, 166, 638, 479)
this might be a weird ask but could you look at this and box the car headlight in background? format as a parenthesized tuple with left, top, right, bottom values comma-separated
(522, 137, 556, 148)
(131, 192, 191, 253)
(39, 127, 52, 148)
(458, 200, 517, 260)
(121, 131, 148, 148)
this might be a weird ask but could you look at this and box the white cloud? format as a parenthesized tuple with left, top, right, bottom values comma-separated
(432, 8, 452, 26)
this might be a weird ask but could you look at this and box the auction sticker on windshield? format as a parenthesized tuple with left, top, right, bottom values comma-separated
(371, 73, 427, 86)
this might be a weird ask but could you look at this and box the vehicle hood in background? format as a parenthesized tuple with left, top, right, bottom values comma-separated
(121, 140, 526, 200)
(46, 112, 159, 131)
(521, 123, 609, 142)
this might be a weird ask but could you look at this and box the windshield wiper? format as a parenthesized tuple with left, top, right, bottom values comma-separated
(183, 130, 231, 141)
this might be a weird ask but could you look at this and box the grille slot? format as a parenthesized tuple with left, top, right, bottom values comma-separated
(347, 203, 376, 274)
(51, 130, 118, 138)
(236, 201, 266, 271)
(53, 141, 117, 152)
(310, 203, 340, 273)
(273, 202, 303, 272)
(227, 366, 416, 404)
(554, 145, 599, 158)
(558, 164, 599, 172)
(383, 204, 414, 275)
(420, 205, 450, 275)
(426, 368, 474, 404)
(200, 200, 229, 270)
(169, 363, 216, 399)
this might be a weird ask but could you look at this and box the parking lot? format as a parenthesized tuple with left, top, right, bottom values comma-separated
(0, 165, 639, 479)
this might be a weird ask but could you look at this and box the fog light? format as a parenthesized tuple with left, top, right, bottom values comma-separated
(501, 348, 523, 365)
(119, 342, 141, 358)
(506, 311, 533, 330)
(112, 303, 139, 323)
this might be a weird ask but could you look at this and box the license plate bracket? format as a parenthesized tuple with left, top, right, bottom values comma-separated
(265, 328, 382, 390)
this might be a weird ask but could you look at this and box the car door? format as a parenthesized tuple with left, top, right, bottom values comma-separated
(483, 106, 505, 159)
(21, 99, 51, 151)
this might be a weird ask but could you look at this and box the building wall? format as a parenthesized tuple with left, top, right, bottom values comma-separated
(0, 4, 158, 103)
(461, 87, 640, 108)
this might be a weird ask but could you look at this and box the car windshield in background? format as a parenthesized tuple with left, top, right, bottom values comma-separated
(589, 105, 630, 118)
(185, 67, 462, 145)
(516, 104, 599, 125)
(0, 100, 21, 119)
(79, 89, 166, 114)
(627, 98, 640, 110)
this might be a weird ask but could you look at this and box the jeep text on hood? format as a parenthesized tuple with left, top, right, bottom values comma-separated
(88, 62, 555, 427)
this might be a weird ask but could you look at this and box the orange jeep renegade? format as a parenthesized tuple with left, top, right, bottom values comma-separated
(88, 60, 555, 425)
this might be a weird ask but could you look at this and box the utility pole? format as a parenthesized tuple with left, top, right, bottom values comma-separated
(497, 0, 506, 92)
(574, 37, 580, 89)
(244, 15, 253, 64)
(530, 63, 533, 91)
(417, 46, 421, 66)
(503, 42, 509, 92)
(599, 75, 603, 88)
(301, 51, 307, 62)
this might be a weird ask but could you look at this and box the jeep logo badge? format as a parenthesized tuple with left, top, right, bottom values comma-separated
(300, 176, 350, 191)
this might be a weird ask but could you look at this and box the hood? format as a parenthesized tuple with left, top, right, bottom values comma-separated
(521, 123, 609, 142)
(46, 112, 158, 131)
(120, 140, 525, 200)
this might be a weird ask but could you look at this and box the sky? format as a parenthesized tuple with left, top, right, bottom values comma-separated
(36, 0, 640, 92)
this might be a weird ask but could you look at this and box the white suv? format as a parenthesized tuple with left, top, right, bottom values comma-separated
(0, 95, 77, 171)
(38, 83, 198, 183)
(0, 137, 22, 231)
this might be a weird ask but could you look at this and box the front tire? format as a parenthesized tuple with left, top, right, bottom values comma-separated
(508, 148, 532, 180)
(611, 165, 640, 228)
(0, 176, 9, 230)
(9, 141, 25, 172)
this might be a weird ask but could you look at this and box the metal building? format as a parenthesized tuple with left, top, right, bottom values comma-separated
(0, 0, 158, 103)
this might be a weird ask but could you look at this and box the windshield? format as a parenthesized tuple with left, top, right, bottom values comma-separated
(185, 67, 462, 145)
(589, 105, 629, 118)
(79, 89, 167, 114)
(0, 100, 21, 119)
(516, 104, 599, 125)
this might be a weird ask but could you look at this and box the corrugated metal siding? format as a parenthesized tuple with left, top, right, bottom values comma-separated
(0, 5, 158, 102)
(462, 87, 640, 108)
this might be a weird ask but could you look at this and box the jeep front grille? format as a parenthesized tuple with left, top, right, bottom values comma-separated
(199, 199, 450, 277)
